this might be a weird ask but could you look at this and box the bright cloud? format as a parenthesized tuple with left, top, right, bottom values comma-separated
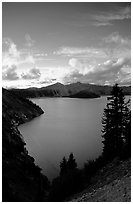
(2, 32, 131, 88)
(2, 36, 48, 85)
(2, 35, 48, 69)
(2, 65, 19, 81)
(62, 33, 131, 86)
(65, 54, 131, 85)
(21, 67, 41, 80)
(2, 37, 36, 68)
(68, 58, 78, 67)
(3, 38, 20, 68)
(54, 47, 107, 58)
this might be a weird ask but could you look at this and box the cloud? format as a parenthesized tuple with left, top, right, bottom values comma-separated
(65, 55, 131, 86)
(68, 58, 94, 76)
(25, 34, 35, 47)
(33, 53, 49, 61)
(25, 55, 35, 64)
(2, 37, 37, 69)
(103, 32, 130, 47)
(21, 67, 41, 80)
(68, 58, 78, 67)
(2, 65, 19, 81)
(38, 78, 57, 85)
(68, 5, 131, 28)
(54, 32, 130, 86)
(2, 38, 20, 68)
(90, 6, 131, 26)
(92, 22, 113, 27)
(2, 36, 49, 77)
(102, 33, 131, 64)
(2, 31, 131, 88)
(54, 47, 107, 60)
(34, 53, 45, 57)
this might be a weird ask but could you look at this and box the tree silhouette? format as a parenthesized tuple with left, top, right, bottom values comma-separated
(59, 153, 77, 176)
(51, 153, 83, 201)
(67, 153, 77, 170)
(123, 103, 131, 157)
(60, 156, 67, 176)
(102, 83, 131, 160)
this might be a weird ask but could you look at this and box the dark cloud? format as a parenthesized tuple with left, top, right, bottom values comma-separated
(2, 65, 19, 81)
(21, 67, 41, 80)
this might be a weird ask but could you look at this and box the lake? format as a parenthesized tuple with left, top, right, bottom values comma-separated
(18, 96, 129, 180)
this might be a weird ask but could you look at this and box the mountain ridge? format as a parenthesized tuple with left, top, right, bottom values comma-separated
(9, 82, 131, 98)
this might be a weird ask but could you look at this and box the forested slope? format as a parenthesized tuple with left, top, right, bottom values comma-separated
(2, 88, 49, 201)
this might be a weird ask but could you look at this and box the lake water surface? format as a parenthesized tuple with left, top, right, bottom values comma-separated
(18, 96, 119, 180)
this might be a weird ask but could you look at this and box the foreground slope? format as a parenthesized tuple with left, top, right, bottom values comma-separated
(68, 158, 131, 202)
(2, 88, 49, 201)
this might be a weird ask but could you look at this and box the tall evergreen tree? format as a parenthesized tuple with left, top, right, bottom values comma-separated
(102, 83, 131, 160)
(123, 102, 131, 157)
(59, 153, 77, 176)
(60, 156, 67, 176)
(67, 153, 77, 170)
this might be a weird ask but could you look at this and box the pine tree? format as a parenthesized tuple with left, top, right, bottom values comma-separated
(123, 102, 131, 157)
(102, 83, 130, 160)
(59, 153, 77, 176)
(67, 153, 77, 170)
(60, 156, 67, 176)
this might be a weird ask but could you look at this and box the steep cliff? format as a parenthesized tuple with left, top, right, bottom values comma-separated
(2, 88, 49, 201)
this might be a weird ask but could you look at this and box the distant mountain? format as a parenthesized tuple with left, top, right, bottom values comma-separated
(69, 89, 100, 98)
(42, 82, 69, 96)
(66, 82, 131, 96)
(9, 82, 131, 99)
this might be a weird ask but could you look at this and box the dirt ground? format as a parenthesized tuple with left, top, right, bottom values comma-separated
(68, 158, 131, 202)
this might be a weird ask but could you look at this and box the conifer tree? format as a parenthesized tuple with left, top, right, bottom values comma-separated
(59, 153, 77, 176)
(60, 156, 67, 176)
(102, 83, 130, 160)
(67, 153, 77, 170)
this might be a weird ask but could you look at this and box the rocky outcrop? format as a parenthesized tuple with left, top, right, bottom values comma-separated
(2, 88, 49, 201)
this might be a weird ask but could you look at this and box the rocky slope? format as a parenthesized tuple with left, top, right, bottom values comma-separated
(2, 88, 49, 201)
(9, 82, 131, 98)
(67, 158, 131, 202)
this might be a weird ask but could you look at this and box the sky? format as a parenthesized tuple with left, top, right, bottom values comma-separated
(2, 2, 131, 88)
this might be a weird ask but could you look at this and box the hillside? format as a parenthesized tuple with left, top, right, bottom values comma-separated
(9, 82, 131, 98)
(2, 88, 49, 201)
(2, 88, 44, 124)
(67, 158, 131, 202)
(69, 89, 100, 98)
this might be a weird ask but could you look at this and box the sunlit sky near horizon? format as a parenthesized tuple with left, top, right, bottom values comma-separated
(2, 2, 131, 88)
